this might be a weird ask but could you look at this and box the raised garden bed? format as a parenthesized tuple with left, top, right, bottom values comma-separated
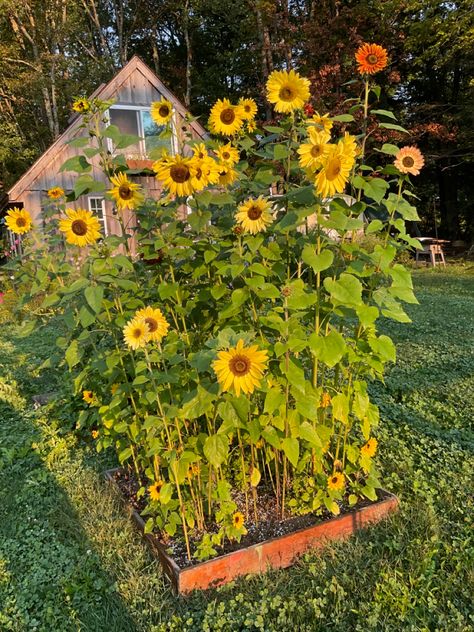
(105, 468, 399, 594)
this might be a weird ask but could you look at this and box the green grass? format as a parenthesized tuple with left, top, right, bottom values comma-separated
(1, 270, 473, 631)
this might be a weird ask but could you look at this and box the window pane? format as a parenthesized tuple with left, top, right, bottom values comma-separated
(89, 197, 107, 236)
(141, 110, 172, 155)
(109, 109, 141, 155)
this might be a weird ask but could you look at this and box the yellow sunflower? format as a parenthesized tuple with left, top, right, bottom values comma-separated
(148, 480, 164, 501)
(238, 97, 258, 120)
(321, 392, 332, 408)
(315, 145, 355, 198)
(298, 128, 331, 170)
(150, 98, 173, 125)
(339, 132, 358, 159)
(327, 472, 345, 491)
(355, 43, 388, 75)
(192, 143, 209, 160)
(208, 98, 244, 136)
(266, 69, 311, 113)
(58, 208, 101, 246)
(109, 172, 144, 211)
(235, 196, 273, 234)
(190, 156, 221, 190)
(134, 306, 169, 342)
(153, 154, 196, 197)
(360, 437, 378, 458)
(123, 318, 150, 350)
(232, 512, 245, 529)
(212, 338, 268, 396)
(217, 163, 238, 187)
(47, 186, 65, 200)
(215, 143, 239, 165)
(394, 146, 424, 176)
(82, 390, 94, 404)
(5, 208, 32, 235)
(246, 119, 257, 134)
(91, 429, 99, 439)
(72, 98, 91, 113)
(307, 112, 333, 133)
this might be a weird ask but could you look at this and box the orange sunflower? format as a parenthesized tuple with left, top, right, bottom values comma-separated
(394, 146, 424, 176)
(355, 43, 388, 75)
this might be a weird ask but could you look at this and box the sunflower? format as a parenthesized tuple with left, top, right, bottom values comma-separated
(72, 98, 91, 113)
(266, 69, 311, 113)
(394, 146, 424, 176)
(123, 317, 150, 350)
(5, 208, 32, 235)
(91, 430, 99, 439)
(190, 156, 221, 190)
(361, 437, 378, 458)
(209, 98, 244, 136)
(83, 390, 94, 404)
(327, 472, 345, 491)
(134, 306, 169, 342)
(111, 383, 119, 395)
(58, 208, 101, 246)
(212, 338, 268, 396)
(321, 392, 332, 408)
(153, 154, 196, 197)
(238, 97, 258, 120)
(339, 132, 358, 159)
(315, 145, 355, 198)
(246, 119, 257, 134)
(307, 112, 333, 133)
(109, 172, 144, 211)
(235, 196, 273, 234)
(150, 98, 173, 125)
(192, 143, 209, 160)
(47, 186, 65, 200)
(148, 480, 164, 501)
(355, 43, 388, 75)
(217, 163, 238, 187)
(215, 143, 239, 165)
(232, 512, 245, 529)
(298, 128, 330, 170)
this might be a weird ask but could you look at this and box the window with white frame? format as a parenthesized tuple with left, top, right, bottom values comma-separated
(108, 105, 174, 157)
(88, 197, 108, 236)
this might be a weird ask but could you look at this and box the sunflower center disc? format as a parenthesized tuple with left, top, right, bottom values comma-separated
(170, 164, 191, 183)
(279, 86, 294, 101)
(144, 317, 158, 332)
(159, 105, 170, 118)
(367, 54, 378, 65)
(119, 184, 133, 200)
(331, 476, 339, 484)
(247, 206, 263, 220)
(220, 108, 236, 124)
(222, 152, 230, 160)
(230, 355, 251, 376)
(16, 217, 26, 227)
(133, 328, 143, 339)
(326, 157, 342, 180)
(311, 145, 323, 157)
(402, 156, 415, 167)
(71, 219, 88, 236)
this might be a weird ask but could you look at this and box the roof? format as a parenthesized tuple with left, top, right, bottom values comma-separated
(8, 56, 207, 200)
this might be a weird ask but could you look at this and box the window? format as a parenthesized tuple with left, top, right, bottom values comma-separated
(108, 105, 173, 157)
(88, 197, 107, 235)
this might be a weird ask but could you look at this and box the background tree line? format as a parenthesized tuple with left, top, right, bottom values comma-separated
(0, 0, 472, 241)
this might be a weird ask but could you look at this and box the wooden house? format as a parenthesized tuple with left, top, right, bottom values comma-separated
(2, 56, 207, 249)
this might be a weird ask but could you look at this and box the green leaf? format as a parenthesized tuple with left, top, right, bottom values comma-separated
(302, 246, 334, 273)
(363, 178, 389, 204)
(379, 122, 409, 134)
(324, 273, 363, 307)
(274, 144, 290, 159)
(118, 447, 132, 463)
(368, 334, 396, 362)
(308, 330, 346, 368)
(204, 433, 228, 468)
(264, 388, 285, 414)
(60, 155, 91, 173)
(331, 114, 354, 122)
(379, 143, 400, 156)
(331, 393, 349, 423)
(65, 340, 82, 369)
(84, 285, 104, 314)
(250, 467, 261, 487)
(281, 437, 300, 468)
(299, 421, 322, 447)
(371, 109, 397, 120)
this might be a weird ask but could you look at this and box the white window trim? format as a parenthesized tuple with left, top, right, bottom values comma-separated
(88, 197, 108, 236)
(106, 104, 177, 157)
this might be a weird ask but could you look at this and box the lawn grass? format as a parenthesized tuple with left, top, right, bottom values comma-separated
(0, 269, 473, 631)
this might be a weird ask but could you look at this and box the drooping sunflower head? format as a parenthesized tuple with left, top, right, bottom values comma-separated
(134, 306, 169, 342)
(355, 43, 388, 75)
(83, 390, 94, 404)
(47, 186, 65, 200)
(327, 472, 345, 491)
(58, 208, 101, 247)
(5, 208, 33, 235)
(208, 98, 244, 136)
(148, 480, 164, 501)
(266, 69, 311, 114)
(361, 437, 378, 458)
(298, 128, 331, 169)
(217, 163, 238, 187)
(238, 97, 258, 120)
(154, 154, 196, 197)
(394, 146, 424, 176)
(72, 98, 91, 113)
(215, 143, 239, 165)
(232, 512, 245, 530)
(235, 196, 273, 234)
(123, 317, 150, 350)
(321, 392, 332, 408)
(212, 338, 268, 397)
(109, 172, 144, 211)
(315, 144, 355, 199)
(307, 112, 333, 133)
(150, 98, 173, 125)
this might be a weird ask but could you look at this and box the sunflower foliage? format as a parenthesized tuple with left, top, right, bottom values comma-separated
(9, 45, 423, 562)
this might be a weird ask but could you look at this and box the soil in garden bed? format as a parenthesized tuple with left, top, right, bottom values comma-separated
(112, 468, 390, 569)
